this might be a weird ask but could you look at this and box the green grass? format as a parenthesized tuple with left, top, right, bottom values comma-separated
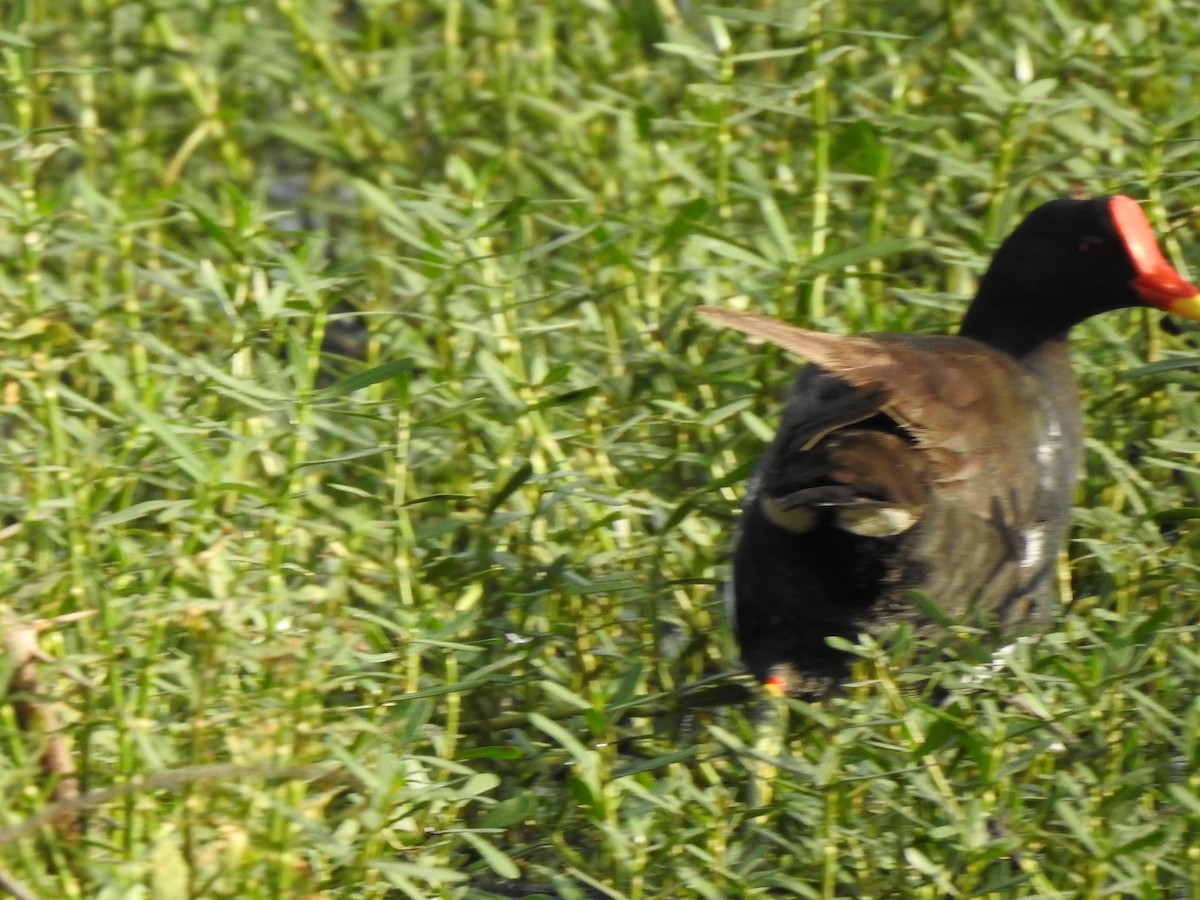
(3, 1, 1200, 897)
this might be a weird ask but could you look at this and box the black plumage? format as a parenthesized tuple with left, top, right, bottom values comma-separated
(702, 196, 1200, 695)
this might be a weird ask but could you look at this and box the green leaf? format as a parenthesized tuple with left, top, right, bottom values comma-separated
(321, 358, 415, 394)
(476, 794, 536, 828)
(485, 460, 534, 517)
(460, 832, 520, 879)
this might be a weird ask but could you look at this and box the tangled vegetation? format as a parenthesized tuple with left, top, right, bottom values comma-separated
(3, 2, 1200, 897)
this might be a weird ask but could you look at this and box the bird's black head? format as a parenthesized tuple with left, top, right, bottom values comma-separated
(959, 196, 1200, 358)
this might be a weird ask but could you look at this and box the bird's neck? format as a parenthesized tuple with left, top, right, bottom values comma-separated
(1018, 335, 1076, 391)
(958, 267, 1078, 360)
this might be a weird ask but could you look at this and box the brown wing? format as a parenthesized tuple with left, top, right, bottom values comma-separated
(700, 306, 1072, 623)
(698, 306, 1052, 521)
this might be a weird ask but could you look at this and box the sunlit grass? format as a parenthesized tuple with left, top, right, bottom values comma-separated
(2, 1, 1200, 897)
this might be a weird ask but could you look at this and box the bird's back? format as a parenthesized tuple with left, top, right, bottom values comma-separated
(724, 321, 1081, 694)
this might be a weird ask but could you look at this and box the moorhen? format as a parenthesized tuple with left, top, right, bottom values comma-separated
(701, 195, 1200, 696)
